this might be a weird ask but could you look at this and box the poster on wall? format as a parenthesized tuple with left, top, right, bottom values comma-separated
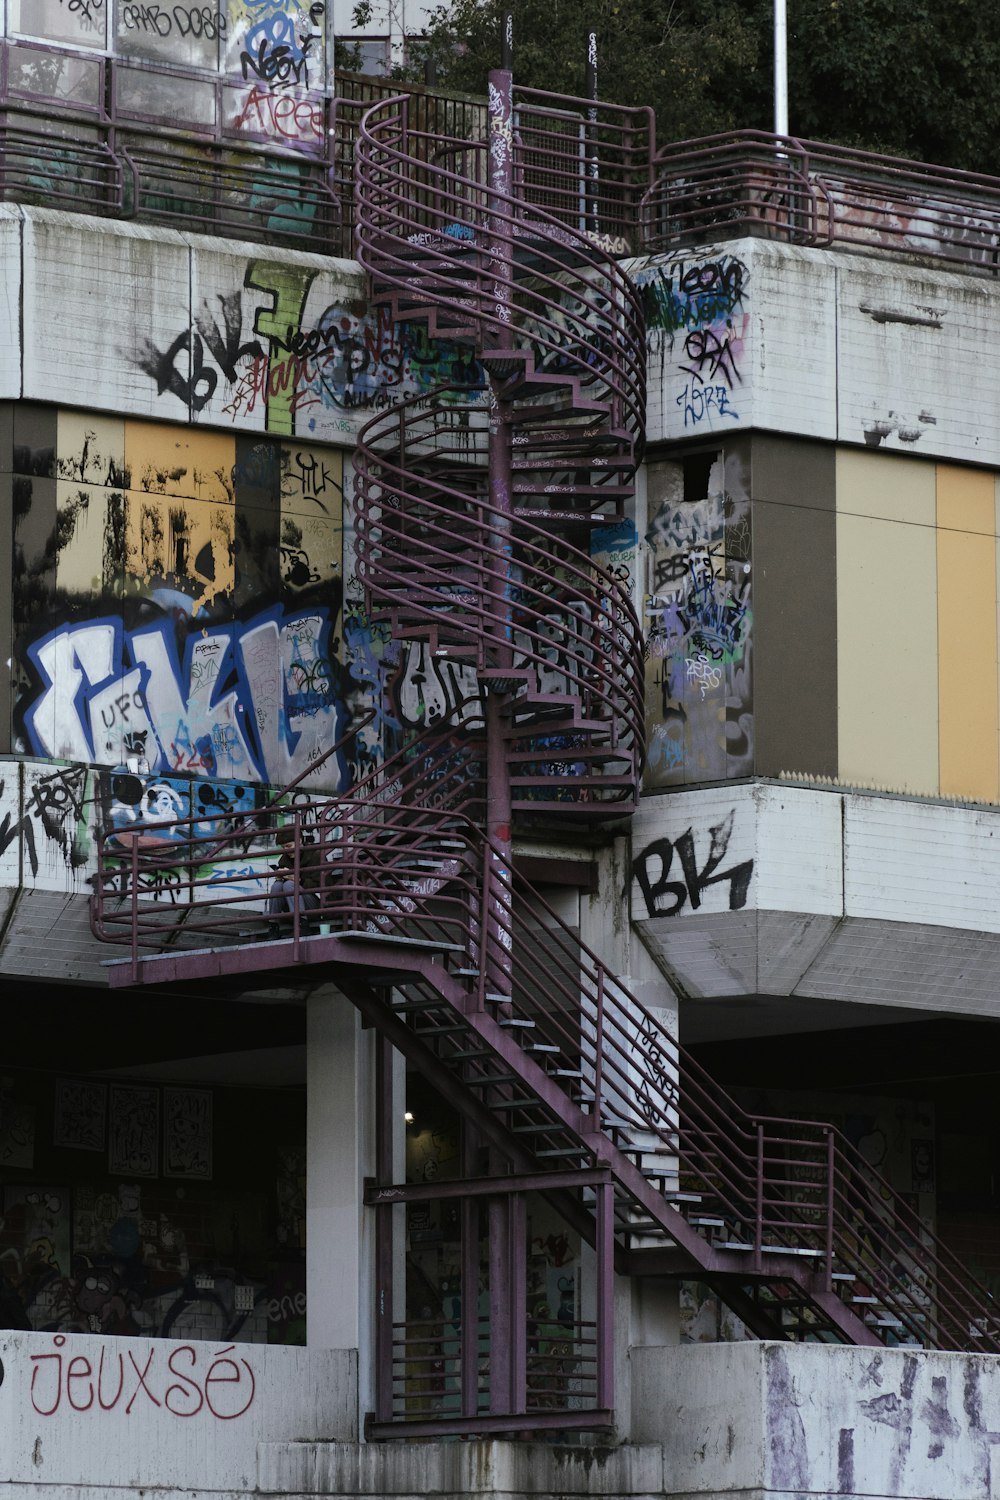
(53, 1078, 107, 1151)
(0, 1083, 35, 1169)
(108, 1084, 159, 1177)
(0, 1185, 72, 1279)
(163, 1087, 213, 1180)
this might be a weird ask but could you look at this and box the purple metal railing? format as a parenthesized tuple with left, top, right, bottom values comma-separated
(641, 129, 1000, 275)
(0, 42, 654, 260)
(353, 393, 644, 807)
(355, 96, 646, 437)
(92, 766, 1000, 1357)
(353, 91, 645, 813)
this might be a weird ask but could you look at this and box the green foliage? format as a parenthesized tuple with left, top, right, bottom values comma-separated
(405, 0, 1000, 171)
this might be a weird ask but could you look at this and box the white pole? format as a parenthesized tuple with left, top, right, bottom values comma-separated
(774, 0, 788, 136)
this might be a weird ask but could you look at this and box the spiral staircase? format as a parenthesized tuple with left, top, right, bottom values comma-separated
(91, 79, 1000, 1437)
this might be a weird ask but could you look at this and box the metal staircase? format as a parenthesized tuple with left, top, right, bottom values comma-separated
(90, 77, 1000, 1436)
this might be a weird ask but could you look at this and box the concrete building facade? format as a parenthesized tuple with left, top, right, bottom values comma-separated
(3, 9, 1000, 1500)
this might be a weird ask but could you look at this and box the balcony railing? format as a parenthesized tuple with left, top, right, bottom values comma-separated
(0, 40, 654, 257)
(642, 129, 1000, 276)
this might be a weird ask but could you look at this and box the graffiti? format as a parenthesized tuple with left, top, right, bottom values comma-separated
(230, 84, 323, 141)
(680, 326, 743, 389)
(632, 810, 753, 917)
(29, 1336, 256, 1419)
(239, 1, 324, 88)
(685, 652, 722, 698)
(638, 255, 747, 338)
(163, 1088, 212, 1180)
(136, 289, 265, 416)
(26, 764, 91, 869)
(108, 1085, 159, 1177)
(119, 4, 226, 37)
(59, 0, 105, 22)
(392, 644, 482, 731)
(0, 775, 39, 879)
(134, 259, 485, 433)
(676, 382, 739, 427)
(21, 602, 344, 786)
(648, 550, 751, 667)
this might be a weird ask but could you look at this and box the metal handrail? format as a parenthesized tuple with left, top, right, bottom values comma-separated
(356, 95, 646, 439)
(93, 767, 1000, 1352)
(641, 129, 1000, 275)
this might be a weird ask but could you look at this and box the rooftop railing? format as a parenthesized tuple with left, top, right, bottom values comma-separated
(5, 41, 1000, 276)
(642, 129, 1000, 275)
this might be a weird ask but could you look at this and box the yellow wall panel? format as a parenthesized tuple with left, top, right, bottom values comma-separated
(123, 492, 235, 615)
(938, 463, 995, 536)
(938, 467, 999, 801)
(837, 451, 938, 793)
(124, 421, 236, 504)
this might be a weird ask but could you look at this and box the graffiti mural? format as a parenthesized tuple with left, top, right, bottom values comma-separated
(130, 256, 486, 440)
(9, 408, 378, 790)
(643, 451, 753, 787)
(636, 252, 750, 436)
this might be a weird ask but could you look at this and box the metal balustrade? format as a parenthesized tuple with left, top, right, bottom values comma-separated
(641, 129, 1000, 275)
(87, 67, 1000, 1435)
(353, 90, 645, 813)
(93, 726, 1000, 1372)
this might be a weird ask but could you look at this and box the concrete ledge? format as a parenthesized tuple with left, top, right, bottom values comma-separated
(257, 1440, 666, 1496)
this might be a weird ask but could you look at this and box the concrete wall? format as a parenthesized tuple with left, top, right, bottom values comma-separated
(631, 782, 1000, 1014)
(635, 1340, 1000, 1500)
(634, 236, 1000, 460)
(0, 1331, 355, 1495)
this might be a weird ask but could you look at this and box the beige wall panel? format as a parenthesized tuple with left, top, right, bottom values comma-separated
(124, 421, 236, 505)
(938, 466, 999, 802)
(54, 482, 112, 598)
(838, 449, 938, 793)
(837, 447, 937, 527)
(56, 411, 125, 488)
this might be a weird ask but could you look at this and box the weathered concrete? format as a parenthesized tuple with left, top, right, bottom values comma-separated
(636, 1340, 1000, 1498)
(0, 1332, 356, 1492)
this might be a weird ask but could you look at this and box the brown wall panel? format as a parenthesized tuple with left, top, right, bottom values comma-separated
(751, 435, 838, 778)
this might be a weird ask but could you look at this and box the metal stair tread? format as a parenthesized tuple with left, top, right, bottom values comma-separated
(335, 930, 466, 950)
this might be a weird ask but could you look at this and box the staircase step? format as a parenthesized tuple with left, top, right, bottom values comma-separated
(498, 1018, 536, 1028)
(336, 931, 466, 950)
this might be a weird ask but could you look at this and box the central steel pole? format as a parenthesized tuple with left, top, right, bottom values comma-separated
(484, 62, 516, 1003)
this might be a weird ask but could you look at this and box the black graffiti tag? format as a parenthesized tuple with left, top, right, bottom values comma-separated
(135, 292, 264, 413)
(633, 809, 753, 917)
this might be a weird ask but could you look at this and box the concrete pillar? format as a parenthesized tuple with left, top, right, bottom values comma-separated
(307, 985, 374, 1422)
